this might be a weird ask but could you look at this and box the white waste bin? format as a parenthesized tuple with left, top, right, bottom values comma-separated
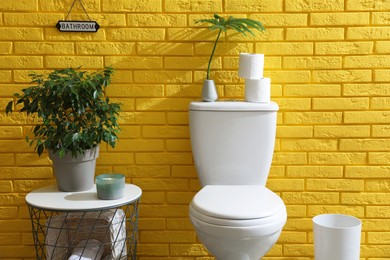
(313, 214, 362, 260)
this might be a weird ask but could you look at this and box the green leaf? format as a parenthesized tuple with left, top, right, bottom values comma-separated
(93, 90, 99, 99)
(69, 85, 78, 95)
(37, 143, 44, 156)
(5, 101, 13, 114)
(227, 23, 249, 35)
(72, 133, 79, 142)
(59, 149, 65, 158)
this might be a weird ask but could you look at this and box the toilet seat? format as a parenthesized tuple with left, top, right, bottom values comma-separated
(190, 185, 286, 228)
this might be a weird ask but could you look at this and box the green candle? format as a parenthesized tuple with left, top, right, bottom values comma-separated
(96, 173, 125, 200)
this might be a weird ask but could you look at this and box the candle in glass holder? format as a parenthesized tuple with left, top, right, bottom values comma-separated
(96, 173, 125, 200)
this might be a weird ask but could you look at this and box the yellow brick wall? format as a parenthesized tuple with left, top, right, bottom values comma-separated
(0, 0, 389, 259)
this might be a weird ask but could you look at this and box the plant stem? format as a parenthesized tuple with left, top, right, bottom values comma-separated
(206, 29, 222, 80)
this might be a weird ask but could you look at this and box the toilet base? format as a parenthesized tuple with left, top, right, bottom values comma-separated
(189, 185, 287, 260)
(196, 228, 282, 260)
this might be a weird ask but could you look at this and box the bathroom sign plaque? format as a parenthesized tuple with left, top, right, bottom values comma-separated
(56, 20, 100, 32)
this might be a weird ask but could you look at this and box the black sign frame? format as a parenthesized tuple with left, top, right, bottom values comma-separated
(56, 20, 100, 33)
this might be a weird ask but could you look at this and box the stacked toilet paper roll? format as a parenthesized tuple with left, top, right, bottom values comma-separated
(239, 53, 270, 103)
(245, 78, 271, 103)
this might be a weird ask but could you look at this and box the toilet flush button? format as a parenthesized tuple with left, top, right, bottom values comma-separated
(191, 185, 285, 220)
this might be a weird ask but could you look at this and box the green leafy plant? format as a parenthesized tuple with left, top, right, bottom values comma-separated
(195, 14, 266, 80)
(6, 67, 121, 158)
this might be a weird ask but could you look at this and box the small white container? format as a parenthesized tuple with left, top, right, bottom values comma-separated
(202, 79, 218, 102)
(313, 214, 362, 260)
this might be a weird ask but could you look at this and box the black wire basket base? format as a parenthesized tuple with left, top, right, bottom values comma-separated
(28, 202, 139, 260)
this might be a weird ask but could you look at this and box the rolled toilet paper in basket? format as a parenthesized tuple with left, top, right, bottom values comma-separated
(245, 78, 271, 103)
(68, 239, 104, 260)
(239, 53, 264, 79)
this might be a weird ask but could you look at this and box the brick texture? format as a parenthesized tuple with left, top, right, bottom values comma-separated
(0, 0, 389, 259)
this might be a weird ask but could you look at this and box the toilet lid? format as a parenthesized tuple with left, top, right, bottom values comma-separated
(191, 185, 285, 220)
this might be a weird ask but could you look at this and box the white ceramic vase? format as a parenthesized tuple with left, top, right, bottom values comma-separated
(202, 79, 218, 102)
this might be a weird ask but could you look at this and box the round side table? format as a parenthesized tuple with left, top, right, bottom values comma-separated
(26, 184, 142, 260)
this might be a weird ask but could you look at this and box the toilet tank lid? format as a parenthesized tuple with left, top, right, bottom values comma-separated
(189, 101, 279, 111)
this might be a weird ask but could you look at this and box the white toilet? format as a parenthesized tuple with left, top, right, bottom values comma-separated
(189, 101, 287, 260)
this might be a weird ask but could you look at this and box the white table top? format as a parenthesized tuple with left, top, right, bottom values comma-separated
(25, 184, 142, 211)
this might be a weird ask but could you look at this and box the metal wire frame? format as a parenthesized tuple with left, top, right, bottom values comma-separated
(28, 200, 139, 260)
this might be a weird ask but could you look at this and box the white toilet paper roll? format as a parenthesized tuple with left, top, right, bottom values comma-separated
(239, 53, 264, 79)
(68, 239, 104, 260)
(245, 78, 271, 103)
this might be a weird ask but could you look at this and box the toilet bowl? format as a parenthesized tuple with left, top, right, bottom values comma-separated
(189, 185, 287, 260)
(188, 101, 286, 259)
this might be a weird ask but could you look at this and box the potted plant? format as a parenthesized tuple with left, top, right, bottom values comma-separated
(195, 14, 265, 101)
(6, 67, 121, 192)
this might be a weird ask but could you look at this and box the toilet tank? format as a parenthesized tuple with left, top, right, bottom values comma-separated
(189, 101, 279, 187)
